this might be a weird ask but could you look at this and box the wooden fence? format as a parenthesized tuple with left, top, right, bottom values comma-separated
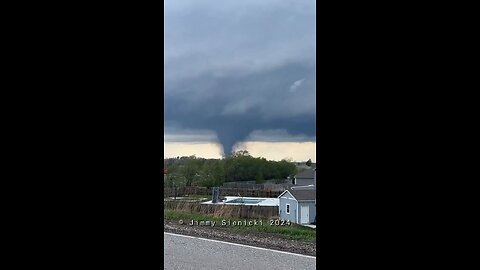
(164, 186, 282, 198)
(164, 201, 279, 219)
(164, 186, 208, 197)
(222, 181, 291, 192)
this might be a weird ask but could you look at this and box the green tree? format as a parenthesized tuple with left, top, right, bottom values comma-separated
(255, 171, 265, 184)
(183, 156, 199, 186)
(233, 150, 251, 157)
(212, 162, 226, 186)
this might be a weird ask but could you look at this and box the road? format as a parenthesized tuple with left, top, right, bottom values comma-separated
(164, 232, 316, 270)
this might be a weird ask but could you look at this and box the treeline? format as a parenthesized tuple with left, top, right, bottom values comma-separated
(164, 150, 297, 188)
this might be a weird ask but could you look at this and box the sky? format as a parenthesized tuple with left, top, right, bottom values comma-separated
(164, 0, 316, 162)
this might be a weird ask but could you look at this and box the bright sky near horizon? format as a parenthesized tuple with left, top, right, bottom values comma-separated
(164, 141, 316, 162)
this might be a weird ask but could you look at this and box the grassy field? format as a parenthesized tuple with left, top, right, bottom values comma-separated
(164, 209, 316, 243)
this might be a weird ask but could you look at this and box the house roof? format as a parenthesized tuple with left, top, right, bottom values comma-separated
(278, 189, 316, 201)
(295, 169, 315, 179)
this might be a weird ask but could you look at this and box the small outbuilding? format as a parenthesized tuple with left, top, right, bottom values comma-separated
(278, 189, 316, 224)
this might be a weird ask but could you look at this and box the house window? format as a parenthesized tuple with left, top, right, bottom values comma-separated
(286, 204, 290, 214)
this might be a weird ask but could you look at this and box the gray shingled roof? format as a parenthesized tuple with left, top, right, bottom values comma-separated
(295, 169, 315, 179)
(288, 189, 316, 201)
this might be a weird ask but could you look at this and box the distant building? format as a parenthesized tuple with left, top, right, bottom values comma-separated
(292, 168, 316, 186)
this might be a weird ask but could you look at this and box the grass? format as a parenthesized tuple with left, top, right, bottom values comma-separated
(164, 209, 217, 221)
(164, 209, 316, 243)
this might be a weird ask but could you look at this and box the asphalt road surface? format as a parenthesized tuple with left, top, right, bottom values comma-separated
(164, 232, 316, 270)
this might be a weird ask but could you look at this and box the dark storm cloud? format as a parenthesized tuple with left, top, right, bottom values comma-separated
(165, 0, 316, 155)
(246, 130, 315, 143)
(164, 126, 218, 144)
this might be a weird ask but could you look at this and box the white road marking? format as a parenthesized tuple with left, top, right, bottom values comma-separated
(164, 232, 316, 259)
